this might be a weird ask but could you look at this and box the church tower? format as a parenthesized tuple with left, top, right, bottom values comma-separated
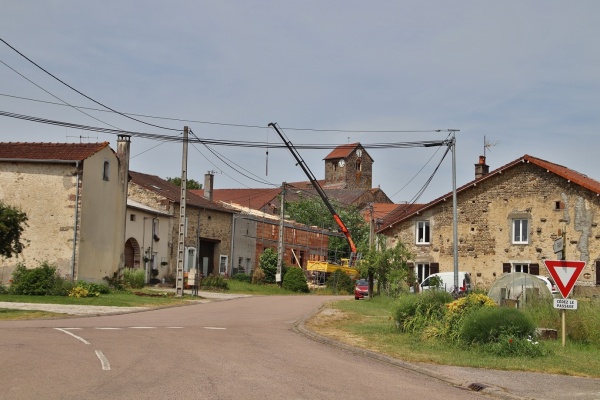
(323, 143, 373, 190)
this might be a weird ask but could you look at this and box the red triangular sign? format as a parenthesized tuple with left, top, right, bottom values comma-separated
(543, 260, 586, 298)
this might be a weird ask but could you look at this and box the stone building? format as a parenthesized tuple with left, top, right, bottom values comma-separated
(323, 143, 373, 190)
(378, 155, 600, 293)
(128, 171, 235, 278)
(0, 137, 130, 283)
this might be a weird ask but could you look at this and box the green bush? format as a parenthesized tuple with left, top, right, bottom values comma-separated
(394, 290, 453, 333)
(76, 281, 110, 296)
(460, 306, 536, 344)
(282, 267, 309, 293)
(252, 267, 266, 284)
(232, 273, 252, 283)
(201, 276, 229, 290)
(479, 333, 550, 357)
(9, 262, 69, 295)
(326, 269, 354, 294)
(259, 249, 278, 283)
(123, 268, 146, 289)
(442, 293, 497, 341)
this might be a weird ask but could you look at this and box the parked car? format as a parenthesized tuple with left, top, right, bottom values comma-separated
(420, 272, 471, 294)
(534, 275, 559, 295)
(354, 279, 369, 300)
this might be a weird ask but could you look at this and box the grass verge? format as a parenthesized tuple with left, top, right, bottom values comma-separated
(305, 297, 600, 378)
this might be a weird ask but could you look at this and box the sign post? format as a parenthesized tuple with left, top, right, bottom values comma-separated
(543, 260, 586, 347)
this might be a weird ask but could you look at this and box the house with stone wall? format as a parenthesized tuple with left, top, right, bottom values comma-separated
(377, 155, 600, 294)
(0, 137, 130, 283)
(128, 171, 235, 278)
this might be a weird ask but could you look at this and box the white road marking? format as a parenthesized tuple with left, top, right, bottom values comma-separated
(60, 327, 82, 330)
(95, 327, 123, 330)
(129, 326, 156, 329)
(167, 327, 184, 329)
(204, 327, 226, 330)
(95, 350, 110, 370)
(55, 328, 90, 345)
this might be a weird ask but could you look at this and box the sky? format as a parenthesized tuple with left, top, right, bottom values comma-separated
(1, 1, 599, 205)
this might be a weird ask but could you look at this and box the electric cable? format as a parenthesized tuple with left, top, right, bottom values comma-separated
(0, 37, 180, 132)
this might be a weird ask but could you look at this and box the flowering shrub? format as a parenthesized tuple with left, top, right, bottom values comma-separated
(480, 333, 550, 357)
(68, 286, 90, 298)
(442, 293, 497, 341)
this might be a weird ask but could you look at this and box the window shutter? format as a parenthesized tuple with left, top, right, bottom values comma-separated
(596, 261, 600, 285)
(530, 264, 540, 275)
(430, 263, 439, 274)
(502, 263, 511, 273)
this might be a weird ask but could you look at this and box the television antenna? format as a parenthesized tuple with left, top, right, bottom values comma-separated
(484, 136, 500, 158)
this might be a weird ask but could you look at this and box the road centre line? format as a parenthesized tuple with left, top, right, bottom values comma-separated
(204, 327, 226, 330)
(129, 326, 156, 329)
(55, 328, 90, 345)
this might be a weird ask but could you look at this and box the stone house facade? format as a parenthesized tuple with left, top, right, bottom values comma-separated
(378, 155, 600, 293)
(0, 137, 130, 283)
(125, 199, 172, 282)
(128, 171, 235, 278)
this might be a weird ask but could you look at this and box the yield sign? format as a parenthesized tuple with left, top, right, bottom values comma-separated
(543, 260, 586, 298)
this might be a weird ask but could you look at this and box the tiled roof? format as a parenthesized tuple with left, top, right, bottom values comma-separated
(191, 188, 282, 212)
(0, 142, 111, 161)
(129, 171, 234, 213)
(323, 143, 360, 160)
(377, 154, 600, 232)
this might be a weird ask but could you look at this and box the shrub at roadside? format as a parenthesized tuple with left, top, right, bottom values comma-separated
(394, 290, 453, 333)
(252, 267, 266, 284)
(326, 269, 354, 295)
(282, 267, 309, 293)
(259, 249, 278, 283)
(9, 262, 70, 296)
(441, 293, 497, 341)
(201, 276, 229, 290)
(68, 281, 111, 298)
(460, 306, 536, 344)
(123, 268, 145, 289)
(232, 273, 252, 283)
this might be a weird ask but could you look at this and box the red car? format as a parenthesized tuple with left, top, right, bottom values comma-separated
(354, 279, 369, 300)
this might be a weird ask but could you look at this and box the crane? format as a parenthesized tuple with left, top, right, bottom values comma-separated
(268, 123, 360, 266)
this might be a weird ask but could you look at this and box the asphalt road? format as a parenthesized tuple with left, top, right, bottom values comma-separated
(0, 295, 598, 400)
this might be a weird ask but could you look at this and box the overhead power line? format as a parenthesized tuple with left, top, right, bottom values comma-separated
(0, 37, 180, 132)
(0, 92, 445, 134)
(0, 110, 451, 149)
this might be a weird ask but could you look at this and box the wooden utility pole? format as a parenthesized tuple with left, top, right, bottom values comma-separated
(175, 126, 188, 297)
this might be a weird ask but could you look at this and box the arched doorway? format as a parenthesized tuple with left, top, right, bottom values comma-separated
(124, 238, 141, 269)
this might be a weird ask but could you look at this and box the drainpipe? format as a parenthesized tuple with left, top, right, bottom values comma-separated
(70, 162, 80, 282)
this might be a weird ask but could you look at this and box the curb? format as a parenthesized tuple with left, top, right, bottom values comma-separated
(292, 303, 529, 400)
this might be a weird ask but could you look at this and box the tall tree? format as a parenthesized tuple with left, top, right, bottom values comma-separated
(0, 201, 28, 259)
(360, 236, 413, 298)
(166, 177, 202, 190)
(285, 196, 368, 260)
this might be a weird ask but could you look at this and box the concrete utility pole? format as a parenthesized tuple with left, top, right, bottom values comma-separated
(175, 126, 189, 297)
(276, 182, 286, 285)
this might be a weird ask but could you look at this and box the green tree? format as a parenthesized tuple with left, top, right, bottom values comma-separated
(166, 177, 202, 190)
(282, 267, 309, 293)
(285, 196, 368, 259)
(360, 236, 413, 298)
(259, 248, 279, 284)
(0, 201, 28, 259)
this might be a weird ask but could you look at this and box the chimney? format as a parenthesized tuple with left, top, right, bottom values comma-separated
(475, 155, 489, 179)
(204, 172, 214, 201)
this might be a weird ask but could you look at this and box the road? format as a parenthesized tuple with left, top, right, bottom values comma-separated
(0, 295, 491, 400)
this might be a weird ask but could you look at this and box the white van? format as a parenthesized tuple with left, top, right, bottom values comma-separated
(420, 272, 471, 294)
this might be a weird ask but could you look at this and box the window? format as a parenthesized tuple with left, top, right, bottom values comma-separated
(153, 219, 160, 241)
(513, 219, 528, 244)
(219, 255, 228, 276)
(514, 264, 529, 273)
(238, 257, 244, 274)
(415, 263, 430, 283)
(102, 160, 110, 181)
(416, 221, 430, 244)
(355, 158, 362, 171)
(130, 214, 136, 222)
